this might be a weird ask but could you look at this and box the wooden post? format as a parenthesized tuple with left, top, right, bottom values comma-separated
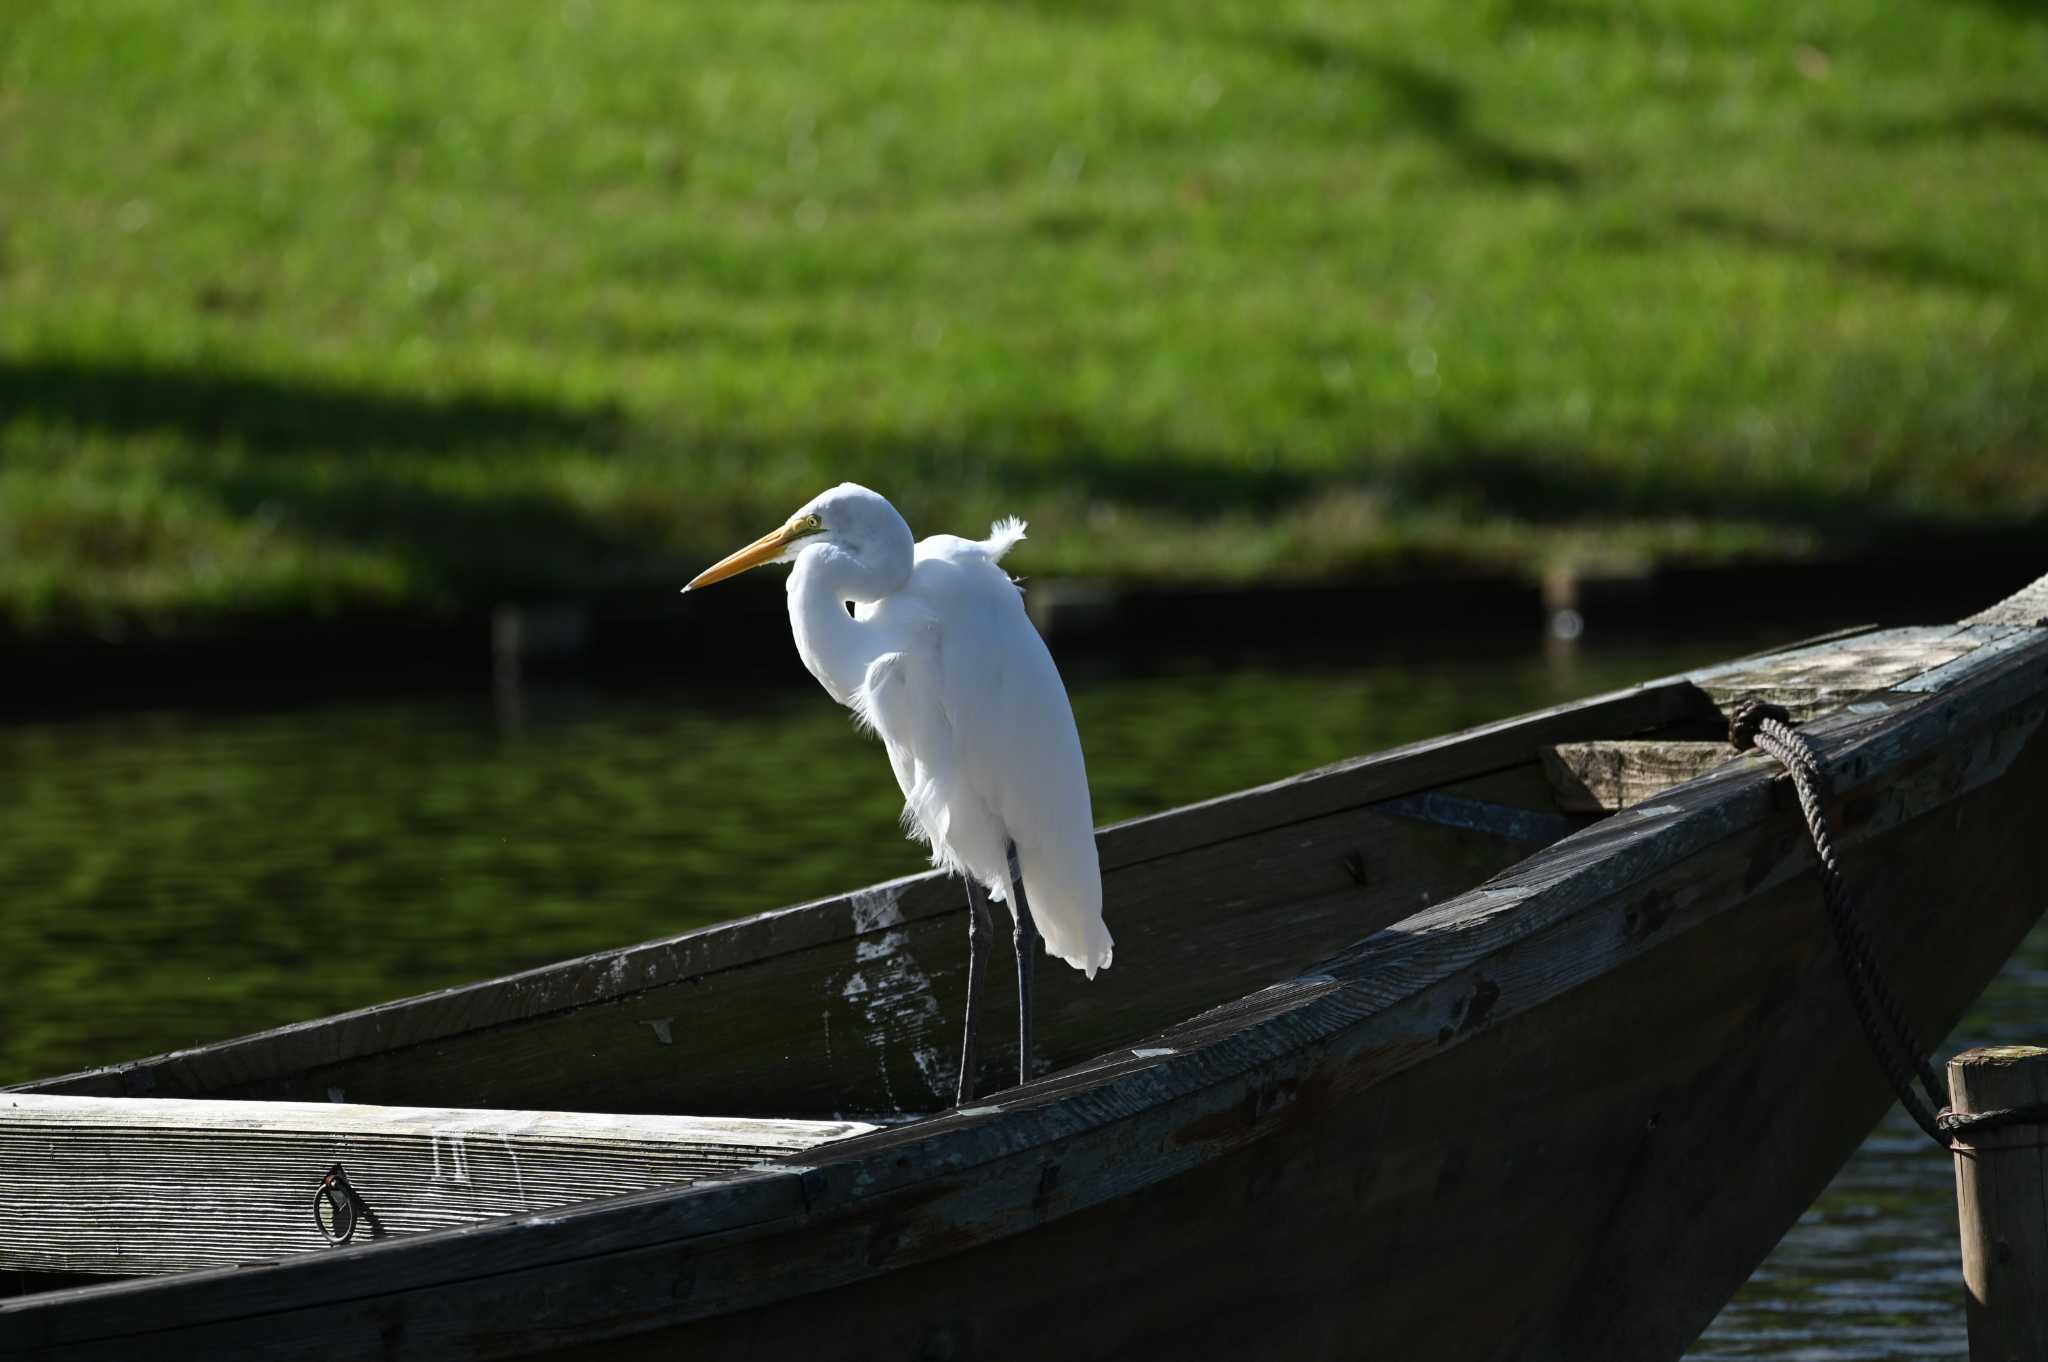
(1951, 1045, 2048, 1362)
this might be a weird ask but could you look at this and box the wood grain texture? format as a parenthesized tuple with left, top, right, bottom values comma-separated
(4, 619, 2043, 1360)
(0, 1095, 871, 1276)
(1541, 740, 1744, 811)
(1693, 625, 1979, 721)
(1948, 1046, 2048, 1362)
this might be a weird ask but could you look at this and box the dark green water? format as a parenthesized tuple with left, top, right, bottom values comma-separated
(1, 638, 2035, 1356)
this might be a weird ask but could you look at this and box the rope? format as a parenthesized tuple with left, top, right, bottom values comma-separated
(1728, 700, 1957, 1147)
(1939, 1103, 2048, 1141)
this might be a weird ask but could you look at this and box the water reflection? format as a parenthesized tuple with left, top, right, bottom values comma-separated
(0, 635, 2035, 1356)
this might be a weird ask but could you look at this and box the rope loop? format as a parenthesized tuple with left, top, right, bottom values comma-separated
(1727, 698, 1794, 753)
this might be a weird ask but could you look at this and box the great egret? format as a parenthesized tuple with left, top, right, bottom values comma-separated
(684, 484, 1112, 1104)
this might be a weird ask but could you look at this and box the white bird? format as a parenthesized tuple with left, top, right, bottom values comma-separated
(684, 483, 1111, 1103)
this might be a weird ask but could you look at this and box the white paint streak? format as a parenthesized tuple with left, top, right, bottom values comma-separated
(640, 1017, 674, 1045)
(432, 1133, 471, 1184)
(1132, 1047, 1175, 1058)
(838, 925, 949, 1099)
(499, 1133, 528, 1210)
(596, 953, 633, 1000)
(850, 887, 905, 935)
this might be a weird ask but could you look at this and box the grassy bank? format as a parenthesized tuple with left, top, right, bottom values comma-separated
(2, 0, 2045, 638)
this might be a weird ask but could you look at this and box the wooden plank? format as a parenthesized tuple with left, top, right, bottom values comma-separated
(1712, 621, 1883, 661)
(0, 1095, 872, 1277)
(1692, 625, 1980, 721)
(85, 800, 1539, 1119)
(1895, 624, 2041, 694)
(1679, 623, 1934, 687)
(1371, 790, 1586, 844)
(1539, 741, 1745, 812)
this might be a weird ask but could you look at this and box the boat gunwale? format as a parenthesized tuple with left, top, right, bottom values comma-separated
(7, 618, 2045, 1350)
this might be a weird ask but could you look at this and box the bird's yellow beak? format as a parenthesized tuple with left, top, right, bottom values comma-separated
(683, 520, 803, 592)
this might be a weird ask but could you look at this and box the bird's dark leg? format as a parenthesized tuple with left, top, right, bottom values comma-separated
(1007, 840, 1039, 1086)
(956, 875, 994, 1107)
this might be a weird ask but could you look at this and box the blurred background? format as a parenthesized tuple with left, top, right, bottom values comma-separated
(3, 0, 2045, 1351)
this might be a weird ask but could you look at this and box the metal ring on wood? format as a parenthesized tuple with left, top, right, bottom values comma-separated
(314, 1163, 360, 1245)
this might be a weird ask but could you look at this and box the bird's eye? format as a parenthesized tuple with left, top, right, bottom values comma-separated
(805, 515, 823, 532)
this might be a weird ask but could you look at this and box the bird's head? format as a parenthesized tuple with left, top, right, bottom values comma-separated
(684, 483, 912, 597)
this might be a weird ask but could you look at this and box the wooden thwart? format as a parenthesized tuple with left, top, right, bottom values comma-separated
(1540, 741, 1741, 813)
(0, 1094, 874, 1276)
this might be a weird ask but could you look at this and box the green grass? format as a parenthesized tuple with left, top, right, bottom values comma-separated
(2, 0, 2046, 636)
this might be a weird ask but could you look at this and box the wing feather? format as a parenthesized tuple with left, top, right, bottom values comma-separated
(854, 622, 970, 876)
(845, 518, 1110, 976)
(894, 525, 1112, 975)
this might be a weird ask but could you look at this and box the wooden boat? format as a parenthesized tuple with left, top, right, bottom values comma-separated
(5, 573, 2046, 1361)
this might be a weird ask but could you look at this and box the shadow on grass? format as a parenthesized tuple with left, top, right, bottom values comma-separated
(0, 356, 623, 455)
(1252, 33, 1585, 189)
(776, 418, 1319, 517)
(1846, 98, 2048, 145)
(175, 460, 664, 597)
(1381, 432, 2044, 543)
(160, 430, 1318, 607)
(1669, 205, 2001, 294)
(1945, 0, 2047, 23)
(10, 357, 2039, 616)
(995, 0, 1583, 189)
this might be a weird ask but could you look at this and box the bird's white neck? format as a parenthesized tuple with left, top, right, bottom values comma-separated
(786, 543, 900, 707)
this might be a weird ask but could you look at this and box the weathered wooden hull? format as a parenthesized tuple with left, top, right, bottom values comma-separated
(5, 589, 2046, 1361)
(581, 771, 2042, 1362)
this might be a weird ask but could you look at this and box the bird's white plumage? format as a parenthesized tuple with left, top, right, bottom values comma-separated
(776, 486, 1111, 978)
